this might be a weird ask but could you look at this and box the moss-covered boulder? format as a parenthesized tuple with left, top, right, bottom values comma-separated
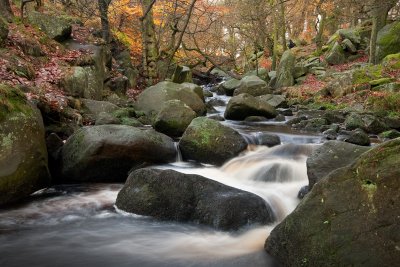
(275, 50, 296, 88)
(0, 84, 50, 206)
(233, 75, 271, 96)
(153, 100, 196, 137)
(344, 113, 388, 134)
(179, 117, 247, 165)
(382, 53, 400, 70)
(135, 81, 206, 117)
(0, 18, 8, 47)
(171, 65, 193, 84)
(61, 125, 176, 183)
(225, 93, 278, 120)
(338, 29, 361, 47)
(326, 42, 346, 65)
(265, 138, 400, 267)
(116, 168, 275, 231)
(28, 11, 73, 42)
(244, 68, 270, 82)
(258, 94, 288, 108)
(377, 21, 400, 61)
(352, 64, 383, 85)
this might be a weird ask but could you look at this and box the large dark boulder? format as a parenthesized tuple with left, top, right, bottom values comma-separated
(275, 50, 296, 88)
(377, 21, 400, 61)
(179, 117, 247, 165)
(0, 85, 50, 206)
(225, 93, 278, 120)
(61, 125, 176, 182)
(307, 141, 370, 190)
(28, 11, 73, 41)
(153, 100, 196, 137)
(135, 81, 206, 116)
(265, 138, 400, 267)
(116, 168, 275, 231)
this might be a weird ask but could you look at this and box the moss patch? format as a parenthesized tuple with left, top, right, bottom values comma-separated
(352, 65, 383, 84)
(0, 84, 30, 122)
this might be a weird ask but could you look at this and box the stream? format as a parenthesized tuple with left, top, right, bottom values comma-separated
(0, 87, 323, 267)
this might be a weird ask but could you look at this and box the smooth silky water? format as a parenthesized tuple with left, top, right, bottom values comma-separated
(0, 88, 322, 267)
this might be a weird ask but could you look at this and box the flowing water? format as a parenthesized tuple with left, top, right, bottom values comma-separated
(0, 88, 322, 267)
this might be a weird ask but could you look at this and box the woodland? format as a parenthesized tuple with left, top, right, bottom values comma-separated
(0, 1, 400, 267)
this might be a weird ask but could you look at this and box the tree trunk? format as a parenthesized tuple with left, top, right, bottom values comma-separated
(279, 1, 287, 51)
(315, 11, 326, 53)
(98, 0, 111, 43)
(0, 0, 13, 21)
(140, 0, 159, 86)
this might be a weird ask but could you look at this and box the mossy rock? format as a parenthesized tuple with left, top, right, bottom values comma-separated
(220, 78, 241, 96)
(28, 11, 72, 41)
(377, 21, 400, 61)
(352, 65, 383, 85)
(275, 50, 296, 88)
(379, 130, 400, 140)
(382, 53, 400, 70)
(325, 42, 346, 65)
(369, 78, 394, 87)
(266, 138, 400, 267)
(171, 65, 193, 84)
(179, 117, 247, 165)
(0, 84, 50, 206)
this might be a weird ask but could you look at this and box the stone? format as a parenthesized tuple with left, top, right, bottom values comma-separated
(341, 38, 357, 54)
(153, 100, 196, 137)
(61, 125, 176, 182)
(0, 85, 50, 205)
(28, 11, 72, 41)
(265, 138, 400, 267)
(258, 94, 288, 108)
(379, 130, 400, 140)
(275, 50, 296, 88)
(220, 78, 241, 96)
(225, 93, 278, 120)
(81, 99, 119, 118)
(377, 21, 400, 61)
(179, 117, 247, 165)
(95, 112, 120, 125)
(106, 76, 129, 96)
(307, 141, 370, 190)
(135, 81, 206, 117)
(326, 42, 346, 65)
(171, 65, 193, 84)
(116, 168, 275, 231)
(256, 133, 281, 147)
(244, 68, 270, 82)
(344, 113, 388, 134)
(338, 28, 361, 46)
(234, 75, 270, 96)
(339, 129, 371, 146)
(0, 18, 8, 47)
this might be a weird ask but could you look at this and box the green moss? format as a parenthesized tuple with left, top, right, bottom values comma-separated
(352, 65, 383, 84)
(369, 78, 394, 87)
(0, 84, 30, 122)
(112, 30, 133, 49)
(382, 53, 400, 69)
(366, 92, 400, 116)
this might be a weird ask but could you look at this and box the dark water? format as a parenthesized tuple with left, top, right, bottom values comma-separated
(0, 88, 322, 267)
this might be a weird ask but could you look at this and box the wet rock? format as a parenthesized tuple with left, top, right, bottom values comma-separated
(339, 128, 371, 146)
(297, 185, 309, 199)
(179, 117, 247, 165)
(322, 128, 338, 140)
(244, 116, 267, 122)
(61, 125, 176, 182)
(0, 85, 50, 206)
(116, 168, 275, 231)
(208, 114, 225, 121)
(274, 114, 285, 122)
(225, 93, 277, 120)
(307, 141, 370, 190)
(153, 100, 196, 137)
(266, 139, 400, 267)
(256, 133, 281, 147)
(244, 68, 270, 82)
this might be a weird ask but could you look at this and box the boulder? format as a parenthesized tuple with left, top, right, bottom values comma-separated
(265, 138, 400, 267)
(256, 133, 281, 147)
(220, 78, 241, 96)
(153, 100, 196, 137)
(179, 117, 247, 165)
(339, 129, 371, 146)
(61, 125, 176, 182)
(81, 99, 119, 118)
(344, 113, 388, 134)
(105, 76, 129, 96)
(180, 82, 205, 102)
(338, 28, 361, 47)
(258, 94, 288, 108)
(116, 168, 275, 231)
(377, 21, 400, 61)
(171, 65, 193, 84)
(95, 112, 120, 125)
(28, 11, 72, 41)
(326, 42, 346, 65)
(321, 71, 353, 97)
(225, 93, 278, 120)
(307, 141, 370, 190)
(234, 75, 271, 96)
(275, 50, 296, 88)
(244, 68, 270, 82)
(135, 81, 206, 117)
(0, 85, 50, 206)
(0, 18, 9, 47)
(382, 53, 400, 70)
(379, 129, 400, 140)
(342, 38, 357, 54)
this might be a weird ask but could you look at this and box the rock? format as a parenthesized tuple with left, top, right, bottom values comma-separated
(265, 139, 400, 267)
(225, 93, 278, 120)
(0, 85, 50, 206)
(342, 38, 357, 54)
(0, 18, 8, 47)
(275, 50, 296, 88)
(114, 49, 138, 87)
(234, 75, 270, 96)
(220, 78, 241, 96)
(59, 67, 88, 98)
(179, 117, 247, 165)
(297, 185, 309, 199)
(61, 125, 176, 182)
(203, 90, 213, 97)
(322, 128, 338, 140)
(339, 128, 371, 146)
(120, 117, 143, 127)
(180, 82, 205, 102)
(326, 42, 346, 65)
(172, 65, 193, 84)
(382, 53, 400, 70)
(16, 38, 45, 57)
(379, 130, 400, 140)
(28, 11, 72, 41)
(275, 114, 285, 122)
(344, 113, 388, 134)
(303, 118, 329, 132)
(321, 71, 353, 97)
(153, 100, 196, 137)
(208, 114, 225, 121)
(258, 94, 288, 108)
(95, 112, 120, 125)
(81, 99, 119, 118)
(338, 28, 361, 47)
(256, 133, 281, 147)
(116, 168, 275, 231)
(105, 76, 129, 96)
(244, 116, 267, 122)
(369, 78, 394, 87)
(293, 64, 308, 79)
(377, 21, 400, 61)
(135, 81, 206, 117)
(210, 68, 230, 78)
(307, 141, 370, 190)
(244, 68, 270, 82)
